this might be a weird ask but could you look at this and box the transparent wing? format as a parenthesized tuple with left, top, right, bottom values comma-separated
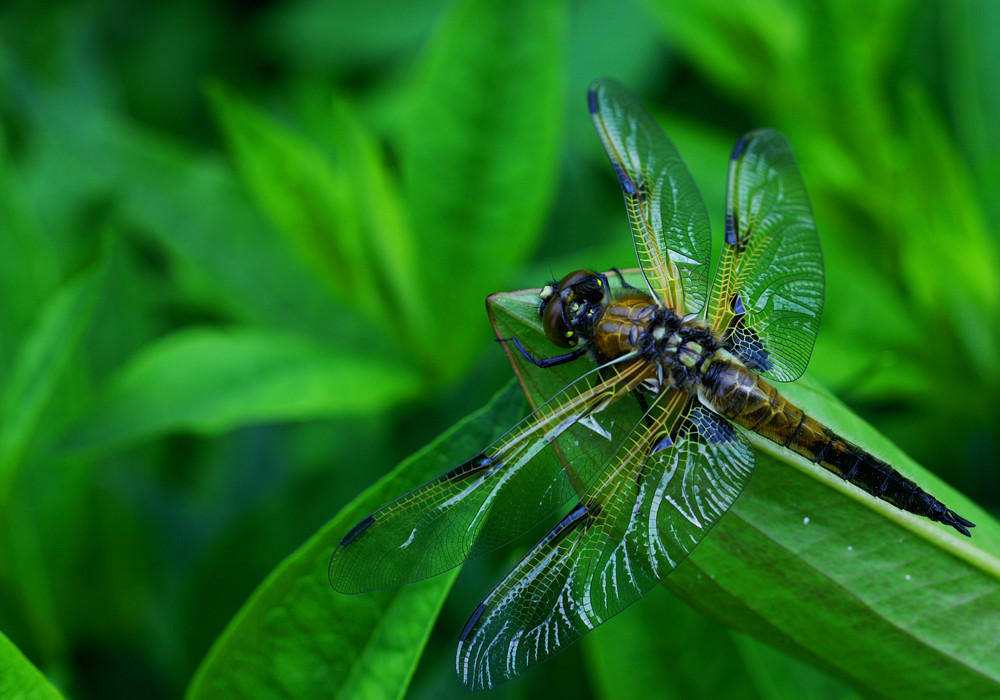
(707, 129, 824, 382)
(455, 395, 755, 691)
(329, 357, 654, 594)
(589, 78, 713, 315)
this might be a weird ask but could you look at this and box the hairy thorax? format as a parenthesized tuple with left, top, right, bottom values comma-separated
(591, 290, 722, 395)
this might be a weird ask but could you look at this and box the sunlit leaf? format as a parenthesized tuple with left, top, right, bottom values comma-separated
(0, 630, 65, 699)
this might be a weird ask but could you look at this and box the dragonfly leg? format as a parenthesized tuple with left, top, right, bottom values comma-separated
(610, 267, 640, 292)
(497, 337, 588, 369)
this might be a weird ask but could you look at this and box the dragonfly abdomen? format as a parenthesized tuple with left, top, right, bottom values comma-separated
(703, 359, 974, 536)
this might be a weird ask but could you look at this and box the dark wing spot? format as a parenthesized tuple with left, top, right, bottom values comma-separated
(458, 602, 488, 642)
(541, 503, 590, 546)
(724, 212, 738, 246)
(587, 88, 599, 115)
(724, 301, 773, 373)
(611, 160, 637, 196)
(340, 515, 376, 546)
(730, 134, 749, 161)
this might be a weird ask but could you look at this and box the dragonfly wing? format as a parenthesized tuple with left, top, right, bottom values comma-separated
(329, 358, 653, 594)
(589, 78, 713, 315)
(707, 129, 824, 382)
(455, 395, 755, 691)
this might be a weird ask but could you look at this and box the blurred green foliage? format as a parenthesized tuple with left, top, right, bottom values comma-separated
(0, 0, 997, 698)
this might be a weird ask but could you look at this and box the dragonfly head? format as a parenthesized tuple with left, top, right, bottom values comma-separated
(538, 270, 608, 348)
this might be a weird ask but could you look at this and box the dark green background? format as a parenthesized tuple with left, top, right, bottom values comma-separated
(0, 0, 997, 698)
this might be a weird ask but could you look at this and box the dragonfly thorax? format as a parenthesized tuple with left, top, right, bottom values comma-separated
(580, 284, 723, 394)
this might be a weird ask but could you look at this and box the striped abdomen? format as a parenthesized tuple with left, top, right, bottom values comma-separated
(702, 358, 973, 535)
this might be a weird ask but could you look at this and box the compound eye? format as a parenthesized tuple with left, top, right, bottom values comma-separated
(542, 295, 575, 348)
(557, 270, 593, 294)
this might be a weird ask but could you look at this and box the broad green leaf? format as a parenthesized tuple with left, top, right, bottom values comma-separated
(0, 258, 104, 505)
(186, 381, 527, 699)
(729, 633, 859, 700)
(487, 279, 1000, 697)
(401, 0, 565, 376)
(59, 327, 422, 452)
(668, 380, 1000, 697)
(0, 630, 65, 699)
(585, 592, 855, 700)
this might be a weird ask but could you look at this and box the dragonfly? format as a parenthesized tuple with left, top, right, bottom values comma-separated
(328, 78, 975, 691)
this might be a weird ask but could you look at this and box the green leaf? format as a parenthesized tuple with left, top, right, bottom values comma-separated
(941, 0, 1000, 226)
(207, 82, 383, 323)
(186, 381, 527, 698)
(895, 85, 1000, 385)
(585, 592, 855, 700)
(0, 122, 59, 354)
(267, 0, 450, 74)
(729, 633, 859, 700)
(641, 0, 804, 100)
(0, 258, 104, 505)
(670, 379, 1000, 697)
(26, 89, 350, 345)
(584, 592, 759, 700)
(324, 96, 429, 362)
(487, 279, 1000, 697)
(401, 0, 566, 376)
(59, 327, 422, 452)
(0, 630, 65, 699)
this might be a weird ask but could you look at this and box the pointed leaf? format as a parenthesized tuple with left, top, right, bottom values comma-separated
(0, 123, 59, 349)
(207, 82, 383, 323)
(402, 0, 565, 374)
(59, 327, 421, 452)
(186, 382, 527, 698)
(0, 630, 65, 699)
(27, 89, 348, 344)
(0, 258, 104, 505)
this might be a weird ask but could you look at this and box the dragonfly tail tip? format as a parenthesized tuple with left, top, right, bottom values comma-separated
(942, 509, 975, 537)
